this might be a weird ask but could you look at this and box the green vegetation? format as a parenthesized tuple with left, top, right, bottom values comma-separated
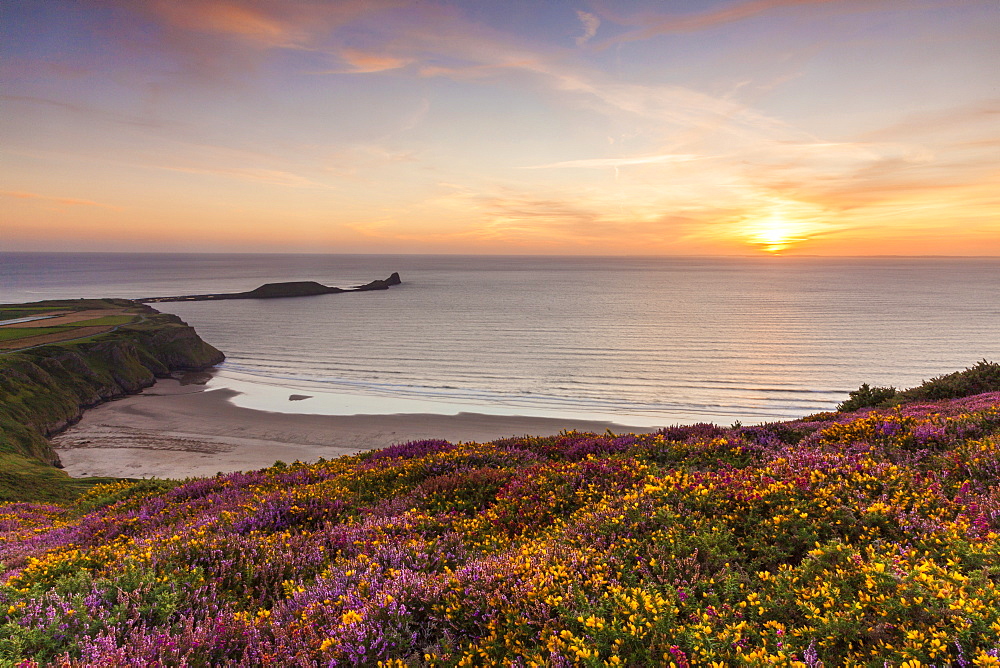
(898, 359, 1000, 402)
(0, 452, 121, 503)
(836, 382, 897, 412)
(0, 298, 224, 502)
(838, 359, 1000, 412)
(0, 307, 58, 321)
(71, 315, 137, 327)
(0, 327, 72, 342)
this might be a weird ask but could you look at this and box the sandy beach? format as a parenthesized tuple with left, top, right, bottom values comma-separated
(52, 376, 658, 479)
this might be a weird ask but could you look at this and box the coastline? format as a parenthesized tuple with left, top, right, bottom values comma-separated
(52, 377, 659, 479)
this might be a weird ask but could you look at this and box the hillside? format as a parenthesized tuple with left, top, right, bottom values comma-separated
(0, 299, 224, 502)
(3, 388, 1000, 665)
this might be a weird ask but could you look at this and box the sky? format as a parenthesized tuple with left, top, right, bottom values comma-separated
(2, 0, 998, 256)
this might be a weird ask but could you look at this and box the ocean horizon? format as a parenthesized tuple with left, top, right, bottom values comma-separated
(3, 252, 999, 427)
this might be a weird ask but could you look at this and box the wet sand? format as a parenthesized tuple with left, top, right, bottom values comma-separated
(52, 378, 657, 479)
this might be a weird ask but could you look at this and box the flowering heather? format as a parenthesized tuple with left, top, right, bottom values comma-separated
(5, 396, 1000, 666)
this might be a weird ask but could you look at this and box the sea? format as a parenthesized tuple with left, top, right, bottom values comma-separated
(2, 252, 999, 428)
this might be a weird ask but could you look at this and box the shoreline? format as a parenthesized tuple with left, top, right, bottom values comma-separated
(204, 367, 685, 427)
(52, 377, 660, 480)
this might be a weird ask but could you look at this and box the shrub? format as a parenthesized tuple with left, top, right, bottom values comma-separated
(837, 383, 897, 412)
(899, 359, 1000, 402)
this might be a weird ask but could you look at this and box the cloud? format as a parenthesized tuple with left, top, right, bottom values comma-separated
(409, 180, 743, 249)
(525, 153, 702, 169)
(76, 0, 410, 82)
(575, 11, 600, 46)
(124, 0, 407, 48)
(157, 165, 329, 188)
(150, 0, 295, 46)
(1, 190, 122, 210)
(319, 143, 420, 179)
(593, 0, 877, 45)
(0, 94, 172, 130)
(309, 48, 414, 75)
(857, 99, 1000, 143)
(86, 0, 799, 147)
(362, 15, 801, 146)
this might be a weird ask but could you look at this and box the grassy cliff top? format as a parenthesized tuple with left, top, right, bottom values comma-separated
(0, 299, 149, 351)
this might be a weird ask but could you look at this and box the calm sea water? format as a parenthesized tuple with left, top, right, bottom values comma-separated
(2, 252, 998, 426)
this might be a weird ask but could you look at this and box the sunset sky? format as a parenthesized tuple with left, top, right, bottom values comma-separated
(2, 0, 998, 255)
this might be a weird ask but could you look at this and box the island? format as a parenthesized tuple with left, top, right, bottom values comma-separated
(138, 272, 401, 303)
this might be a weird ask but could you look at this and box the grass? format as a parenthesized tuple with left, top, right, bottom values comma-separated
(73, 315, 138, 327)
(0, 453, 122, 504)
(0, 307, 61, 321)
(0, 326, 73, 342)
(0, 314, 138, 349)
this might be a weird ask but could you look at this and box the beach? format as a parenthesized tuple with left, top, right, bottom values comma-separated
(51, 375, 657, 479)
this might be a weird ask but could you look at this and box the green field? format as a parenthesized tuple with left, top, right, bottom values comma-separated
(0, 308, 59, 321)
(0, 315, 137, 344)
(76, 315, 138, 327)
(0, 326, 72, 342)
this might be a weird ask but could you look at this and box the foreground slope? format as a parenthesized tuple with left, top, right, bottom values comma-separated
(3, 390, 1000, 666)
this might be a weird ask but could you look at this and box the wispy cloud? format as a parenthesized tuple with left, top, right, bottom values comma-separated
(0, 94, 173, 130)
(157, 165, 330, 188)
(126, 0, 406, 48)
(331, 48, 413, 73)
(857, 99, 1000, 142)
(82, 0, 408, 82)
(575, 11, 600, 46)
(1, 190, 122, 210)
(525, 153, 702, 169)
(149, 0, 297, 46)
(592, 0, 889, 44)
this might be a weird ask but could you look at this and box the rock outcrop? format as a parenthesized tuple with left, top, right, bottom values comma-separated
(354, 272, 403, 291)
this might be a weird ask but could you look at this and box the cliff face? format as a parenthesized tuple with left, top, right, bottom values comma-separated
(0, 310, 224, 472)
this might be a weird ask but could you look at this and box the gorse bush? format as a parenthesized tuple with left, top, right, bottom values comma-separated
(838, 360, 1000, 413)
(836, 382, 897, 412)
(5, 392, 1000, 665)
(900, 359, 1000, 402)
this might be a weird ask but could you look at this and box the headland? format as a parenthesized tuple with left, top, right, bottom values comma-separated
(138, 272, 402, 303)
(0, 298, 224, 500)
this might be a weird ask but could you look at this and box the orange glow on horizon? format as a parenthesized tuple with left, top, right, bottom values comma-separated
(736, 200, 830, 255)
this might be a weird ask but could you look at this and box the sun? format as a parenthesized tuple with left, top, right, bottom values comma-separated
(742, 200, 825, 254)
(751, 215, 799, 253)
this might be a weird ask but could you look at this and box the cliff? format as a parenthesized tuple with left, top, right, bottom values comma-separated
(0, 301, 223, 501)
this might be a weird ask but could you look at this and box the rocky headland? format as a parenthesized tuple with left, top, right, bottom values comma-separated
(139, 272, 401, 303)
